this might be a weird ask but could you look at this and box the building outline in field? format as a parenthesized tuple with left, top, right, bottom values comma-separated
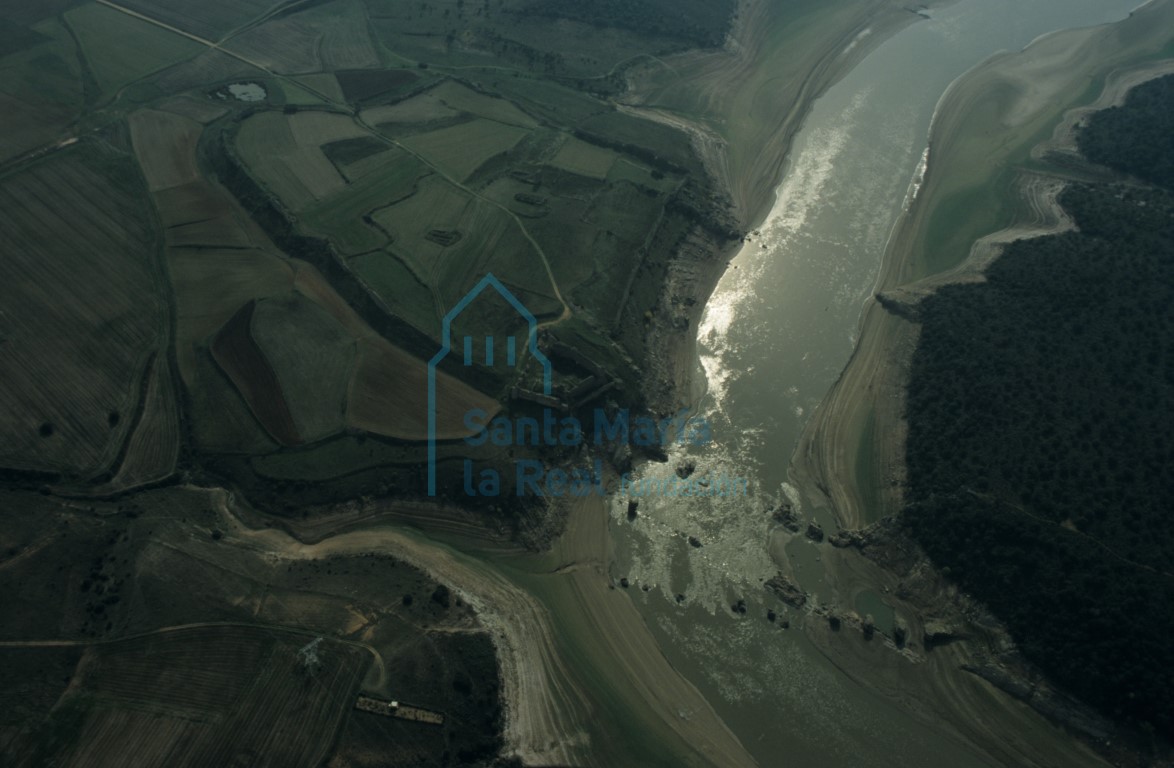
(427, 272, 551, 496)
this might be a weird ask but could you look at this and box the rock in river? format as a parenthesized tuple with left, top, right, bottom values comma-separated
(764, 572, 807, 609)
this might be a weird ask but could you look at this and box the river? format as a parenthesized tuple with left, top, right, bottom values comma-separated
(607, 0, 1147, 765)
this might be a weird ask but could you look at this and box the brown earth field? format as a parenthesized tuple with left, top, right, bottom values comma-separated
(95, 352, 181, 495)
(211, 300, 302, 447)
(0, 143, 168, 480)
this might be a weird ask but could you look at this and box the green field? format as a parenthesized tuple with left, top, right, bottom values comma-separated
(368, 173, 562, 328)
(300, 148, 431, 253)
(363, 92, 462, 126)
(226, 0, 380, 74)
(104, 353, 180, 491)
(0, 20, 83, 161)
(493, 76, 610, 124)
(281, 79, 331, 106)
(577, 110, 701, 173)
(65, 3, 204, 94)
(321, 136, 386, 169)
(428, 80, 538, 128)
(400, 118, 530, 181)
(336, 146, 401, 181)
(550, 135, 618, 178)
(365, 0, 682, 79)
(251, 293, 356, 443)
(349, 252, 438, 335)
(608, 156, 679, 193)
(118, 0, 277, 40)
(236, 111, 358, 211)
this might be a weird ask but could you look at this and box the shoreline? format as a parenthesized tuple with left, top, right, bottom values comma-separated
(217, 484, 760, 768)
(633, 0, 937, 417)
(446, 1, 956, 762)
(790, 0, 1174, 533)
(204, 4, 1173, 767)
(781, 1, 1174, 764)
(206, 5, 954, 765)
(477, 5, 949, 761)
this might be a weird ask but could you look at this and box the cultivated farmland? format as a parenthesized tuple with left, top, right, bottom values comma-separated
(103, 354, 180, 492)
(400, 118, 530, 181)
(347, 252, 437, 336)
(332, 145, 400, 182)
(157, 94, 228, 123)
(0, 0, 749, 760)
(149, 48, 267, 96)
(116, 0, 278, 41)
(212, 300, 302, 446)
(369, 175, 554, 312)
(57, 626, 369, 768)
(292, 73, 346, 104)
(0, 0, 726, 510)
(224, 13, 322, 74)
(64, 3, 204, 94)
(288, 111, 370, 148)
(299, 149, 431, 253)
(224, 0, 379, 75)
(0, 483, 508, 764)
(550, 135, 619, 179)
(167, 247, 295, 379)
(361, 92, 459, 125)
(128, 109, 203, 191)
(309, 0, 381, 71)
(337, 68, 421, 104)
(0, 19, 83, 162)
(251, 293, 355, 444)
(236, 111, 360, 211)
(0, 146, 166, 478)
(428, 80, 538, 128)
(346, 335, 500, 440)
(0, 646, 83, 748)
(608, 156, 680, 193)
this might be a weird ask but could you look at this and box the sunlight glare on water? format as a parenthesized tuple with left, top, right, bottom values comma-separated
(608, 0, 1151, 764)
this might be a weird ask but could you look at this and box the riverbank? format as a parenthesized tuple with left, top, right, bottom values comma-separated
(625, 0, 936, 416)
(465, 3, 961, 761)
(300, 4, 958, 763)
(786, 1, 1174, 764)
(791, 0, 1174, 532)
(214, 484, 758, 767)
(203, 4, 953, 765)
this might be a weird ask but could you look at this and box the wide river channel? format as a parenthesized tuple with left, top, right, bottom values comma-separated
(607, 0, 1147, 765)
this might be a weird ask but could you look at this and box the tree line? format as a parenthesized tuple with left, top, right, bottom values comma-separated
(904, 75, 1174, 735)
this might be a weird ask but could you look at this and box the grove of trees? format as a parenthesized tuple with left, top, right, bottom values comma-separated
(904, 75, 1174, 734)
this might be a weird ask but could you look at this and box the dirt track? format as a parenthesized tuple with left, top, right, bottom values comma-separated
(213, 487, 756, 767)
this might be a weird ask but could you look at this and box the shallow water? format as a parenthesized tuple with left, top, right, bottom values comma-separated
(609, 0, 1145, 763)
